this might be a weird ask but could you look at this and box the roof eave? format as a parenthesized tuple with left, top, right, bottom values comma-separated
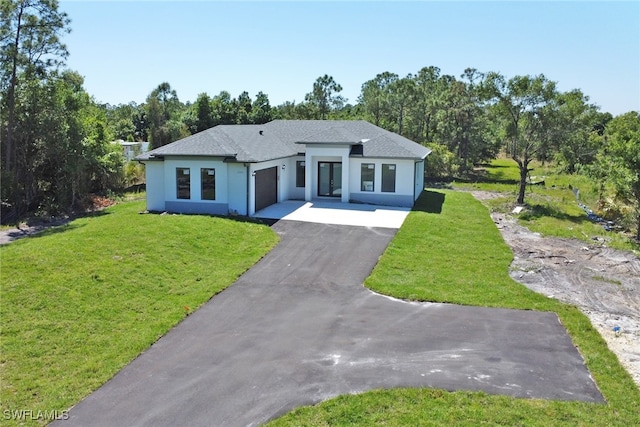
(148, 153, 238, 159)
(351, 154, 428, 161)
(136, 154, 162, 161)
(295, 141, 361, 146)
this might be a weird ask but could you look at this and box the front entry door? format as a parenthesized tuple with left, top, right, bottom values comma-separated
(318, 162, 342, 197)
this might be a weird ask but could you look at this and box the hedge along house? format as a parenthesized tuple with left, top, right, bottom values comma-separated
(137, 120, 431, 216)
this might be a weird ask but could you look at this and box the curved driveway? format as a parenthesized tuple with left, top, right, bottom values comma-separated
(57, 221, 603, 427)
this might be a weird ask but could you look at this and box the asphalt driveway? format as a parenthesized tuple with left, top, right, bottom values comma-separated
(56, 221, 603, 427)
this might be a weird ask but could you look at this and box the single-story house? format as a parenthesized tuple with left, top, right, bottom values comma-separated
(136, 120, 431, 216)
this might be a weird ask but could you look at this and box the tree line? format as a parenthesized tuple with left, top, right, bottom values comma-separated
(1, 0, 639, 239)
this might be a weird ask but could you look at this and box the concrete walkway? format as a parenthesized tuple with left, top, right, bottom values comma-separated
(55, 222, 603, 427)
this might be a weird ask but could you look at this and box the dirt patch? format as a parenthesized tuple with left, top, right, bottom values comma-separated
(470, 191, 640, 387)
(0, 218, 73, 245)
(0, 196, 117, 245)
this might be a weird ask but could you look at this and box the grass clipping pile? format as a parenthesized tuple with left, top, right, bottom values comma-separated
(474, 192, 640, 388)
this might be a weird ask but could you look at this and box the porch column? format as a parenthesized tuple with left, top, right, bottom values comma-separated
(305, 152, 312, 202)
(341, 151, 349, 203)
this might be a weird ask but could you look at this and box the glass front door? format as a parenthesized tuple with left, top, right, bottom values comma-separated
(318, 162, 342, 197)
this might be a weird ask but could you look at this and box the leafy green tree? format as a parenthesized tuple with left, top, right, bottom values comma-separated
(431, 69, 497, 173)
(387, 76, 415, 136)
(235, 91, 252, 124)
(305, 74, 345, 120)
(180, 107, 198, 135)
(113, 118, 136, 141)
(210, 90, 236, 125)
(105, 102, 149, 142)
(358, 72, 398, 126)
(193, 92, 214, 132)
(273, 100, 316, 120)
(596, 112, 640, 240)
(250, 91, 272, 124)
(1, 0, 70, 217)
(484, 72, 558, 204)
(552, 91, 605, 173)
(54, 72, 123, 206)
(458, 69, 500, 168)
(124, 160, 145, 188)
(145, 82, 188, 148)
(406, 66, 444, 144)
(4, 70, 123, 215)
(131, 104, 149, 141)
(104, 102, 142, 141)
(423, 143, 458, 178)
(273, 101, 297, 119)
(329, 102, 360, 120)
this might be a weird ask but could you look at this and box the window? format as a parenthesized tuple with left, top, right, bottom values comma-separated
(296, 161, 305, 187)
(201, 168, 216, 200)
(176, 168, 190, 199)
(382, 164, 396, 192)
(361, 163, 375, 192)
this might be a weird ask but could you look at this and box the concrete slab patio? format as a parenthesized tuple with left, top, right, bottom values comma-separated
(253, 200, 411, 228)
(55, 221, 603, 427)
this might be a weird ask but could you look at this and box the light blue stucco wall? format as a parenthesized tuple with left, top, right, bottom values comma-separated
(348, 158, 417, 207)
(287, 155, 306, 200)
(349, 192, 414, 207)
(165, 201, 229, 215)
(145, 152, 426, 216)
(144, 156, 231, 214)
(144, 161, 165, 212)
(414, 160, 425, 200)
(227, 162, 248, 215)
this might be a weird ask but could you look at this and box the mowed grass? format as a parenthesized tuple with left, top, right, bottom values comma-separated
(268, 190, 639, 426)
(0, 201, 278, 425)
(364, 190, 539, 307)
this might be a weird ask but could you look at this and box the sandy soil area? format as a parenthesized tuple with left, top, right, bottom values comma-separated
(471, 191, 640, 388)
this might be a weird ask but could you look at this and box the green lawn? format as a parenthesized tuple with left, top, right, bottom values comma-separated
(268, 190, 639, 426)
(0, 201, 279, 426)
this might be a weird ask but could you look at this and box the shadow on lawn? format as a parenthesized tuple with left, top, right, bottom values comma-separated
(1, 210, 111, 245)
(2, 221, 85, 244)
(413, 190, 445, 214)
(520, 203, 586, 224)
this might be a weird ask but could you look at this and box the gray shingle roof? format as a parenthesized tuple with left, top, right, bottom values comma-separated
(137, 120, 431, 162)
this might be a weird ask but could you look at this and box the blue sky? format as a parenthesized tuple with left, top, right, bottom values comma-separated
(59, 1, 639, 116)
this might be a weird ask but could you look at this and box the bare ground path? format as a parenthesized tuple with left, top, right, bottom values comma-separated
(471, 190, 640, 388)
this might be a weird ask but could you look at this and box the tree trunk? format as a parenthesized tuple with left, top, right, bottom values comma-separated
(5, 2, 25, 174)
(515, 158, 528, 205)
